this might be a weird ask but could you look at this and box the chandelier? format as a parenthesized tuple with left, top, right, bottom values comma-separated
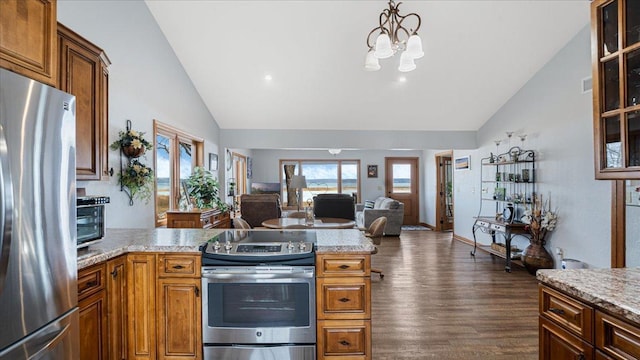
(364, 0, 424, 72)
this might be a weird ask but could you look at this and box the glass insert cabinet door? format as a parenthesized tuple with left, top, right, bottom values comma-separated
(592, 0, 640, 179)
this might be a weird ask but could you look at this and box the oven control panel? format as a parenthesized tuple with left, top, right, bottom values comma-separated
(205, 241, 313, 255)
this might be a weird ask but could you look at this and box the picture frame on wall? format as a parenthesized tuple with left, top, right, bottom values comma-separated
(209, 153, 218, 171)
(454, 155, 471, 171)
(367, 165, 378, 178)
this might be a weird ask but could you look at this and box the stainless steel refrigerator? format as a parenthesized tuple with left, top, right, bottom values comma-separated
(0, 68, 79, 359)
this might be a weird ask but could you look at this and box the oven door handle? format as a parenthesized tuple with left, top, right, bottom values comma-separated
(201, 268, 314, 280)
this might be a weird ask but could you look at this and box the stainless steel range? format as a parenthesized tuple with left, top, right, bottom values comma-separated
(201, 230, 317, 360)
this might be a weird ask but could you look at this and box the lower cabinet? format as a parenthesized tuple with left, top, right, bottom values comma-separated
(127, 254, 157, 360)
(106, 255, 127, 360)
(316, 254, 371, 360)
(78, 262, 108, 360)
(539, 284, 640, 360)
(157, 278, 202, 359)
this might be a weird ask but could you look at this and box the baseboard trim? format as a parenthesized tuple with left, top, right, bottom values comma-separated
(420, 222, 436, 230)
(453, 233, 474, 246)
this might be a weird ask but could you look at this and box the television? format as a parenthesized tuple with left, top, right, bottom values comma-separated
(251, 182, 281, 195)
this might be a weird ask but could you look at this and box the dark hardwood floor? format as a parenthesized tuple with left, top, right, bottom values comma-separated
(371, 230, 539, 359)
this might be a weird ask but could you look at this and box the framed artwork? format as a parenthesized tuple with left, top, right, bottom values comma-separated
(454, 155, 471, 171)
(209, 153, 218, 171)
(367, 165, 378, 178)
(247, 157, 253, 179)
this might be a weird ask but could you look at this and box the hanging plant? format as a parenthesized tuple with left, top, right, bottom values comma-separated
(110, 128, 153, 158)
(118, 159, 154, 203)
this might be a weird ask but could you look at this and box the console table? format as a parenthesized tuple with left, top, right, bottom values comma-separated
(166, 209, 230, 229)
(471, 216, 529, 272)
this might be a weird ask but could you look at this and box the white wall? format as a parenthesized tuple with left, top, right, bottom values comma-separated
(454, 25, 611, 268)
(58, 1, 221, 228)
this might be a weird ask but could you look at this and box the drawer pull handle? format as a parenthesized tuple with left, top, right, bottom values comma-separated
(340, 340, 350, 346)
(83, 280, 97, 290)
(339, 297, 351, 303)
(339, 265, 350, 269)
(172, 265, 185, 269)
(549, 308, 565, 315)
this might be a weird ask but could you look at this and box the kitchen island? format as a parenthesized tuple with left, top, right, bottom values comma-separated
(77, 228, 375, 360)
(537, 268, 640, 359)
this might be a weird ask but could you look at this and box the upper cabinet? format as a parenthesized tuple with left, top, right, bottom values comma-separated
(592, 0, 640, 179)
(58, 23, 111, 181)
(0, 0, 57, 86)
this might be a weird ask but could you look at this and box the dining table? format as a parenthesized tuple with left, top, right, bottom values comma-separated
(261, 217, 356, 229)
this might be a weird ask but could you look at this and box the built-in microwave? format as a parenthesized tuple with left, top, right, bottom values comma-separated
(77, 196, 109, 249)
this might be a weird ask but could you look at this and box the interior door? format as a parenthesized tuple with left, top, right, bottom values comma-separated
(435, 152, 454, 231)
(385, 157, 419, 225)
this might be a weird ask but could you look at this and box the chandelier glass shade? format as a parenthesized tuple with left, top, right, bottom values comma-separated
(365, 0, 423, 72)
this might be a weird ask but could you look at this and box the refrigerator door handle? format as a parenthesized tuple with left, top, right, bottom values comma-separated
(0, 124, 13, 294)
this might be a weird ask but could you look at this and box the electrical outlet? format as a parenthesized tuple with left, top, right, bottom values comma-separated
(555, 247, 563, 257)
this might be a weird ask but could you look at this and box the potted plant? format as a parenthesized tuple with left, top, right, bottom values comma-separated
(118, 159, 154, 203)
(110, 128, 153, 158)
(185, 166, 228, 211)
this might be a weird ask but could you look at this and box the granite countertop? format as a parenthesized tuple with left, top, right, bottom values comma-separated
(78, 228, 375, 270)
(537, 268, 640, 325)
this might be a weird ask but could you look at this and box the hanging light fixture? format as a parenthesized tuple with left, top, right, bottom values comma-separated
(364, 0, 423, 72)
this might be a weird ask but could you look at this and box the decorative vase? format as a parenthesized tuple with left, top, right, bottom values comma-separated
(122, 145, 145, 158)
(521, 241, 554, 275)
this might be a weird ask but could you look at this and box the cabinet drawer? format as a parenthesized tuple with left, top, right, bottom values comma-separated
(78, 263, 106, 301)
(317, 254, 370, 277)
(539, 285, 593, 342)
(317, 320, 370, 359)
(596, 311, 640, 360)
(158, 254, 201, 278)
(317, 277, 371, 320)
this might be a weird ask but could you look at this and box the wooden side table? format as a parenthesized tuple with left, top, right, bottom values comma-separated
(166, 209, 230, 229)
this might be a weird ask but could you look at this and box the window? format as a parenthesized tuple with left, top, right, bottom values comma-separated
(279, 160, 360, 207)
(154, 120, 204, 227)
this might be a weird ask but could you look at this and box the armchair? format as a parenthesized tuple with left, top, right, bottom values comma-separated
(239, 194, 282, 228)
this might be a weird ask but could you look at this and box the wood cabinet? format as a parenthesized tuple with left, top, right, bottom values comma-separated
(316, 254, 371, 360)
(127, 254, 157, 360)
(106, 255, 127, 360)
(58, 23, 110, 181)
(591, 0, 640, 179)
(0, 0, 57, 86)
(166, 209, 231, 229)
(539, 284, 640, 359)
(126, 253, 202, 360)
(78, 262, 108, 360)
(157, 254, 202, 360)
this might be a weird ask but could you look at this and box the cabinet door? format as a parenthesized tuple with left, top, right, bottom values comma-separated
(127, 254, 156, 360)
(79, 290, 108, 360)
(157, 278, 202, 360)
(107, 256, 127, 360)
(540, 316, 594, 360)
(58, 23, 110, 181)
(0, 0, 57, 85)
(592, 0, 640, 178)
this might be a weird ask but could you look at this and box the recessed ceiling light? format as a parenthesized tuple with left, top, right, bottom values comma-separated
(398, 76, 407, 83)
(264, 74, 273, 81)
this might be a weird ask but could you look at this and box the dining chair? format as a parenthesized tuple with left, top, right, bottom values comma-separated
(233, 217, 252, 229)
(364, 216, 387, 279)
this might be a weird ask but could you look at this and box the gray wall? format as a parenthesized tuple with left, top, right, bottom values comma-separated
(58, 0, 222, 228)
(454, 25, 611, 268)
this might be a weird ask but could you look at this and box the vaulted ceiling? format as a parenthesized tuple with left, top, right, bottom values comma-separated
(146, 0, 590, 132)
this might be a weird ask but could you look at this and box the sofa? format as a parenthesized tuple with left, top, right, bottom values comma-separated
(355, 197, 404, 236)
(239, 193, 282, 228)
(312, 193, 356, 220)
